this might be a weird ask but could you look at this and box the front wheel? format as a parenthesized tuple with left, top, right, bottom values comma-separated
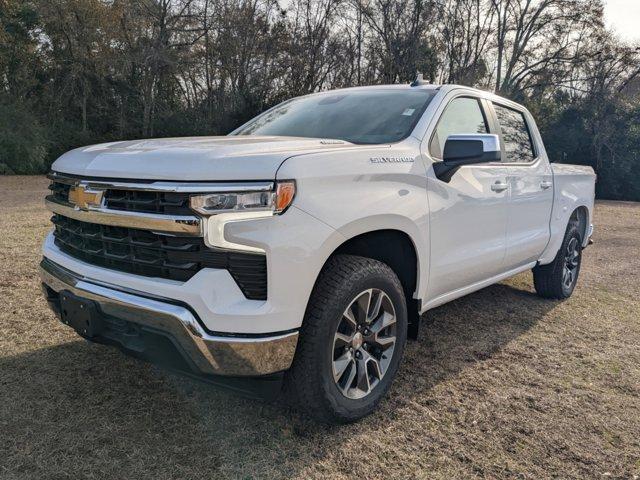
(533, 222, 583, 299)
(285, 254, 407, 423)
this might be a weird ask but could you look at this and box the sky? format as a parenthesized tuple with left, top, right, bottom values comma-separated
(604, 0, 640, 43)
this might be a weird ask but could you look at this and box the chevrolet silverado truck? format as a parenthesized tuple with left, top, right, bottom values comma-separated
(40, 82, 596, 423)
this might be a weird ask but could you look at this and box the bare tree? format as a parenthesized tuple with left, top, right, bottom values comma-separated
(361, 0, 437, 83)
(437, 0, 494, 86)
(489, 0, 599, 96)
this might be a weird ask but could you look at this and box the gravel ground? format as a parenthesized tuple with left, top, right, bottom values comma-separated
(1, 175, 638, 479)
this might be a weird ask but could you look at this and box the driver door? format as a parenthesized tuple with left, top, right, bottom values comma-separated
(425, 95, 509, 303)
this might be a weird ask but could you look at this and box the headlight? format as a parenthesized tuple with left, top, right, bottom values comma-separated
(189, 180, 296, 253)
(190, 180, 295, 216)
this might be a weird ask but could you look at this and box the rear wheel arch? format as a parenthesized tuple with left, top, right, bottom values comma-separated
(570, 206, 589, 244)
(533, 221, 583, 299)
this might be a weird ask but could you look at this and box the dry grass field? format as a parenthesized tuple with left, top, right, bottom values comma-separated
(1, 175, 639, 479)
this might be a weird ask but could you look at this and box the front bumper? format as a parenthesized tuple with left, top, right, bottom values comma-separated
(39, 258, 298, 378)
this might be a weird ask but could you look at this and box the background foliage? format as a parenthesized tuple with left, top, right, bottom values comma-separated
(0, 0, 638, 200)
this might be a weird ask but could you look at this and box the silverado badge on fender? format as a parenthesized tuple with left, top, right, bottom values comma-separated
(369, 156, 414, 163)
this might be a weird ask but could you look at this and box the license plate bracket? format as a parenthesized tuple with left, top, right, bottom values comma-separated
(59, 291, 103, 338)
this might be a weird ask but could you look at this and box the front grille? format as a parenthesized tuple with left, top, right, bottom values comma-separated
(104, 189, 193, 215)
(48, 180, 193, 216)
(49, 181, 71, 204)
(52, 214, 267, 300)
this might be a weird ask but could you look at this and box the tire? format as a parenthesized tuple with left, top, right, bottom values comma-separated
(285, 254, 408, 423)
(533, 222, 583, 299)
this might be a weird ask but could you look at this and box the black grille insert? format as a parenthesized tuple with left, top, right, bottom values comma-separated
(48, 180, 193, 216)
(49, 181, 71, 203)
(52, 214, 267, 300)
(104, 189, 193, 215)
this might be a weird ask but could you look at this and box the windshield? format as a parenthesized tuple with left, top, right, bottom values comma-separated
(231, 89, 436, 144)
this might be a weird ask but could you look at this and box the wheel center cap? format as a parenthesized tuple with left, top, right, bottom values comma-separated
(352, 332, 364, 350)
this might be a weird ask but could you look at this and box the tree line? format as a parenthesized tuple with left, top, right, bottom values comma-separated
(1, 0, 639, 200)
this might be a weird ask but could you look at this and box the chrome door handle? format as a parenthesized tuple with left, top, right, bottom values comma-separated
(491, 182, 508, 192)
(540, 180, 553, 190)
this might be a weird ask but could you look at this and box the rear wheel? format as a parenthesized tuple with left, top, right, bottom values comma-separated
(533, 223, 583, 299)
(286, 254, 407, 423)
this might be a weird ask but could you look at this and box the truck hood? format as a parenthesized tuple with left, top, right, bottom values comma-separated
(51, 136, 358, 181)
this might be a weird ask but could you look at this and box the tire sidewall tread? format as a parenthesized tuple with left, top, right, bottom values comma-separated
(533, 223, 583, 300)
(285, 254, 408, 423)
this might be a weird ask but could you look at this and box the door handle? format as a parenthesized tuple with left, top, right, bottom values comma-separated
(540, 180, 553, 190)
(491, 181, 508, 192)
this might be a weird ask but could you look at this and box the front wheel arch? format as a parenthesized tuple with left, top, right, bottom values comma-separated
(285, 254, 408, 422)
(319, 229, 421, 339)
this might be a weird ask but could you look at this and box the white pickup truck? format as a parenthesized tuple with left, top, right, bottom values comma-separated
(40, 83, 595, 422)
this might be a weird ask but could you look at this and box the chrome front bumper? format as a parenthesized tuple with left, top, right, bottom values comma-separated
(39, 258, 298, 377)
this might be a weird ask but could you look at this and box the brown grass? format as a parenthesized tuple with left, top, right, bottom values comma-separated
(1, 175, 639, 479)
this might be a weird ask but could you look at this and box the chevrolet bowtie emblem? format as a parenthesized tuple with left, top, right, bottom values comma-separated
(68, 185, 104, 210)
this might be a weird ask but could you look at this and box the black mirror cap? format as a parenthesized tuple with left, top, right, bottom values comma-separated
(435, 134, 501, 182)
(443, 138, 484, 163)
(443, 138, 501, 165)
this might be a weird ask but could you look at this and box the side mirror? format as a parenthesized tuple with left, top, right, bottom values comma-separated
(433, 134, 501, 182)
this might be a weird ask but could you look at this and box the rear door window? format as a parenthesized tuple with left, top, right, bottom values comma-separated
(492, 104, 536, 163)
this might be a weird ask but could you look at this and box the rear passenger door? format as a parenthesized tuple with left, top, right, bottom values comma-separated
(489, 102, 553, 268)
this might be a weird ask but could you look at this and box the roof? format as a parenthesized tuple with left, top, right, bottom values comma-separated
(312, 83, 497, 97)
(294, 83, 527, 116)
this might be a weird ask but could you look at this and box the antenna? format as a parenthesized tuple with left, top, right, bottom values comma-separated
(410, 72, 428, 87)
